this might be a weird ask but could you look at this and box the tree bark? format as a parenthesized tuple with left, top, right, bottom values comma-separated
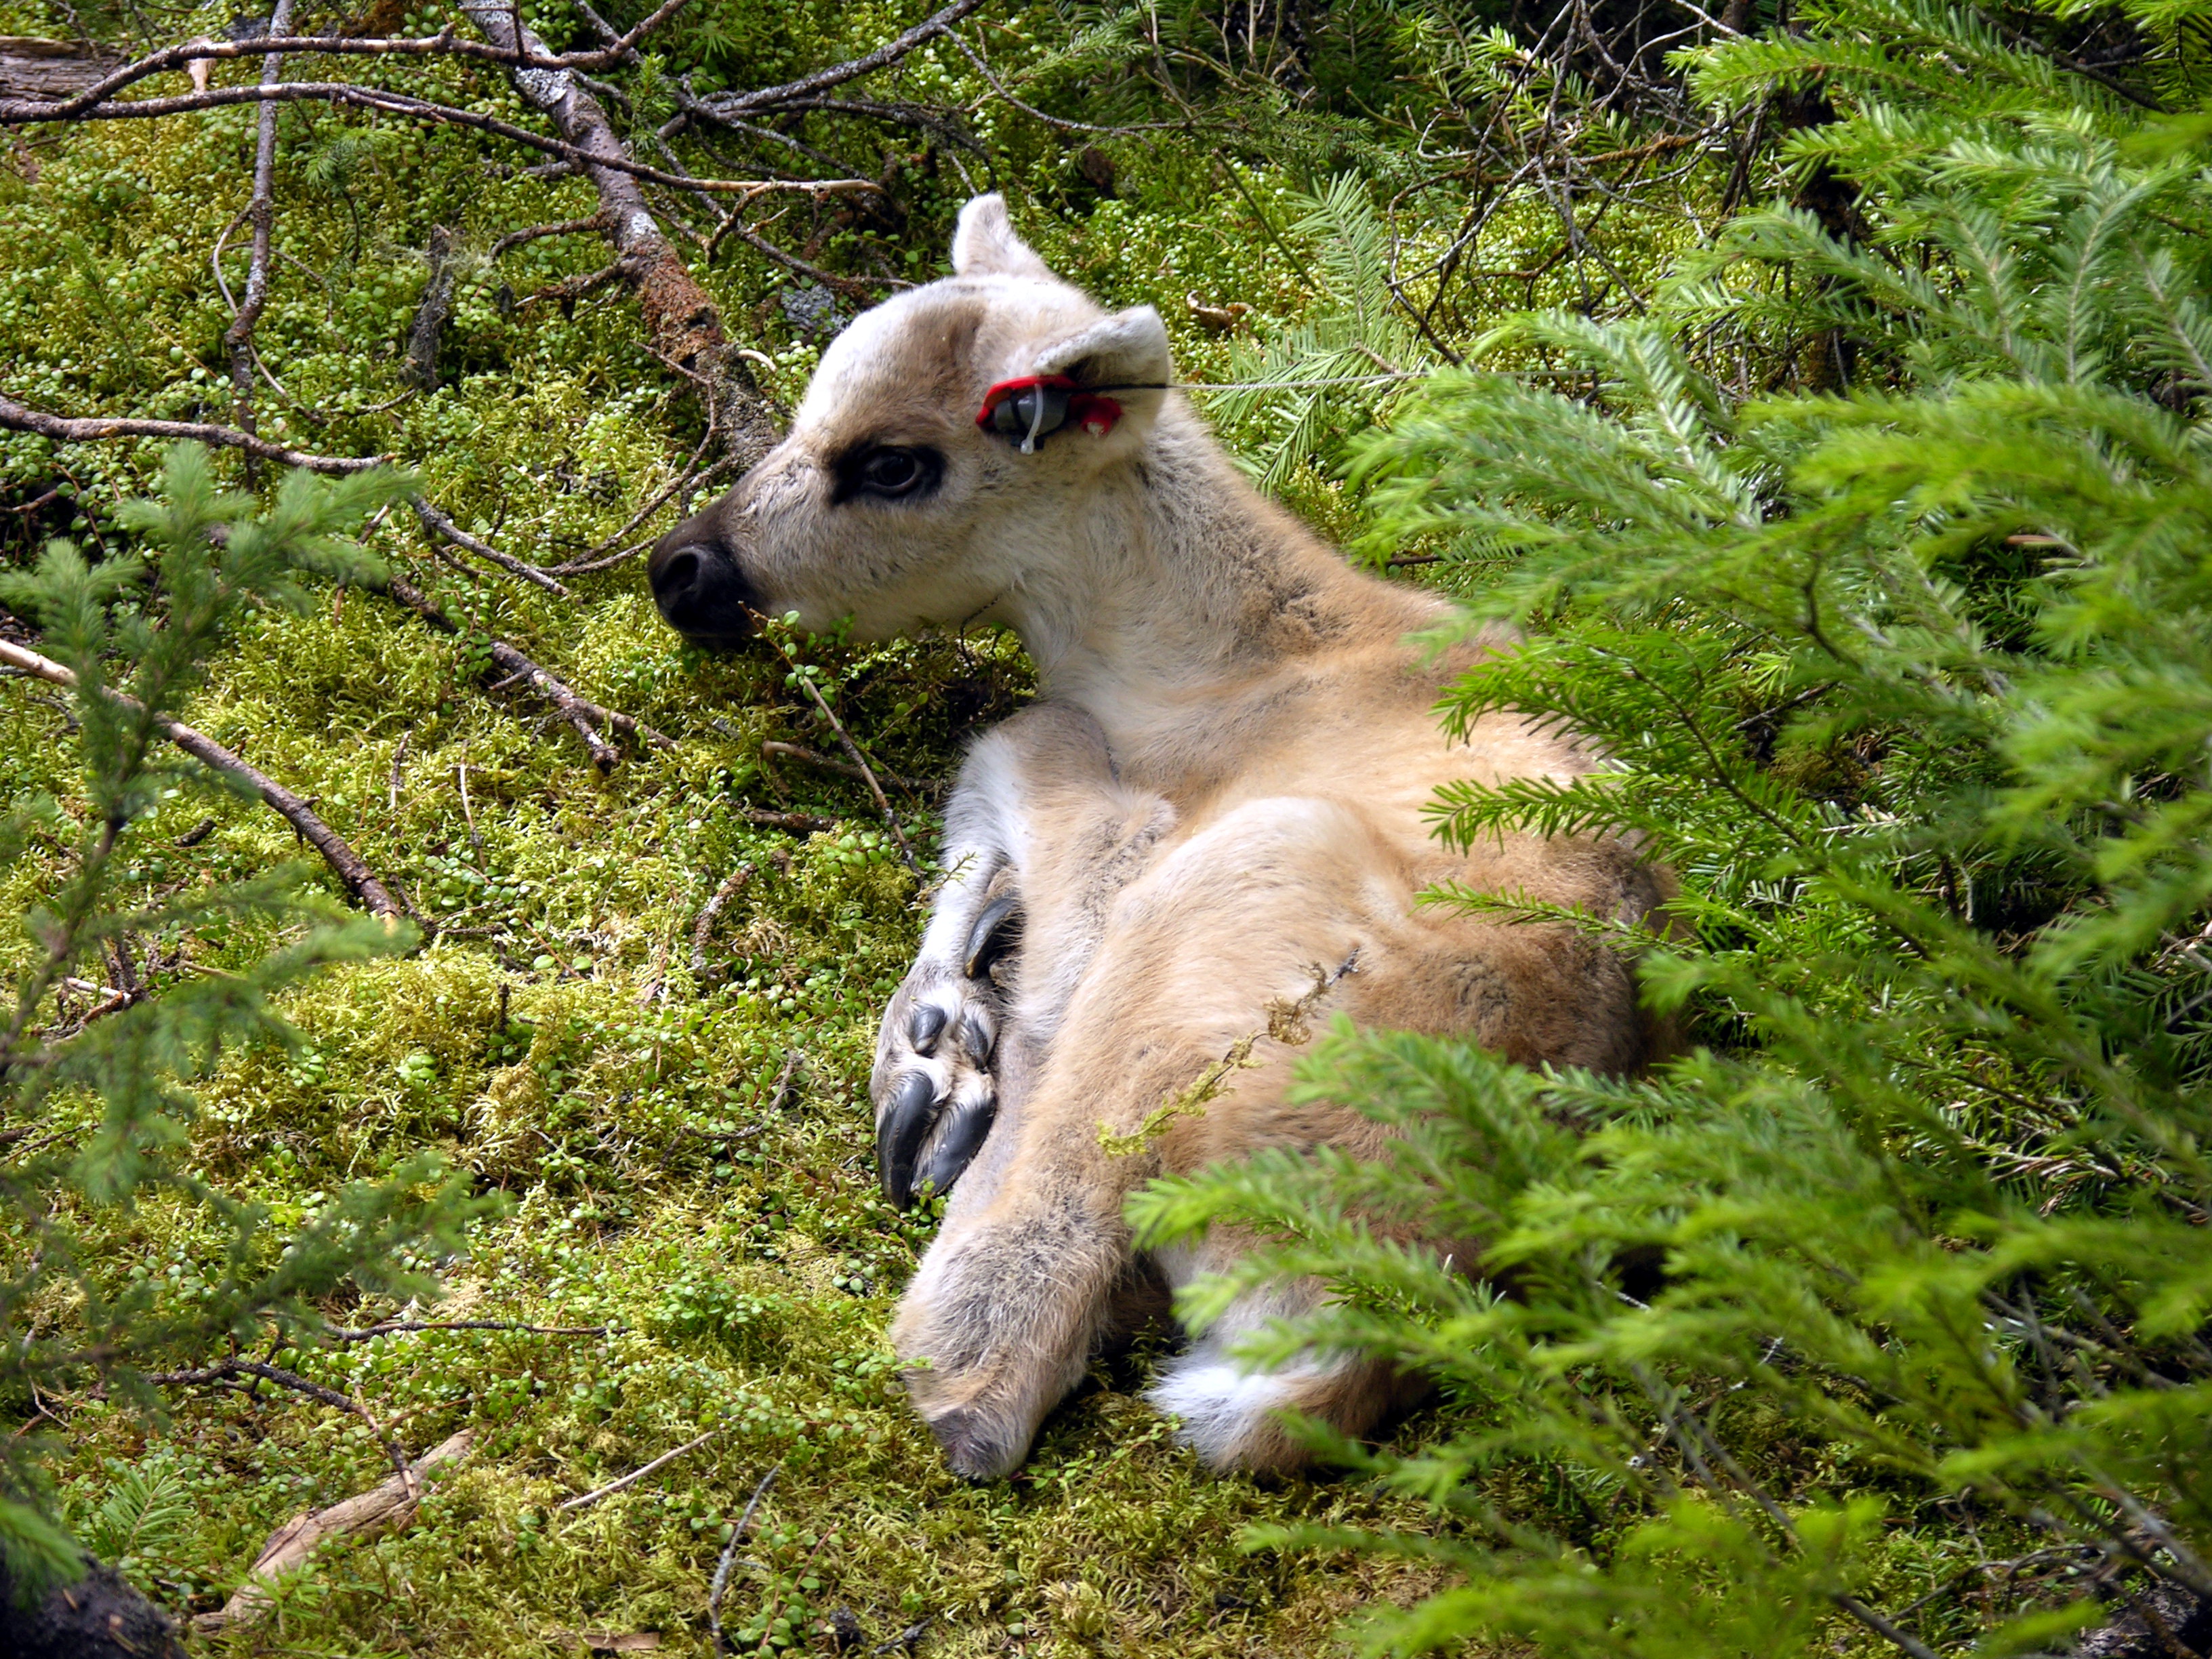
(455, 0, 781, 466)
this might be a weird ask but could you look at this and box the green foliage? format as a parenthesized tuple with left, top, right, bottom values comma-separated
(0, 447, 494, 1591)
(1132, 2, 2212, 1654)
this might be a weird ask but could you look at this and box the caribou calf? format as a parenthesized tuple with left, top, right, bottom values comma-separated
(649, 196, 1668, 1479)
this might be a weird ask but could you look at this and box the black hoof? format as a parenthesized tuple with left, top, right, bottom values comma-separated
(914, 1094, 996, 1201)
(908, 1002, 948, 1056)
(963, 894, 1023, 982)
(877, 1070, 941, 1208)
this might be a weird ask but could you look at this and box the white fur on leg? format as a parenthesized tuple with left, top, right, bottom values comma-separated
(1147, 1353, 1303, 1469)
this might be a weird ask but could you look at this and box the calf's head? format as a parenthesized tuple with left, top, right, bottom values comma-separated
(649, 196, 1173, 647)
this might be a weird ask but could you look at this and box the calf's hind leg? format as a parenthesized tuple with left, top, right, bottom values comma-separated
(893, 798, 1405, 1478)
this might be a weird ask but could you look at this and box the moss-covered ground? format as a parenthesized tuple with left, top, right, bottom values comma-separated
(0, 4, 1553, 1650)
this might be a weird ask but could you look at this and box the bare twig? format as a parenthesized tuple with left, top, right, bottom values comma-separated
(558, 1427, 721, 1514)
(413, 497, 573, 596)
(761, 739, 926, 794)
(754, 628, 916, 869)
(1, 636, 404, 920)
(517, 260, 626, 312)
(690, 863, 752, 982)
(403, 224, 459, 392)
(377, 572, 673, 769)
(489, 212, 605, 259)
(708, 1465, 779, 1654)
(0, 391, 388, 474)
(222, 0, 295, 483)
(738, 806, 838, 834)
(192, 1429, 474, 1633)
(323, 1317, 610, 1343)
(705, 0, 989, 119)
(0, 0, 693, 120)
(0, 78, 879, 202)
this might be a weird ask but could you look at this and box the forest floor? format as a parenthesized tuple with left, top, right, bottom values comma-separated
(0, 10, 1507, 1646)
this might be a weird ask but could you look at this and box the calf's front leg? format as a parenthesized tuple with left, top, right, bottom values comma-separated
(870, 737, 1031, 1208)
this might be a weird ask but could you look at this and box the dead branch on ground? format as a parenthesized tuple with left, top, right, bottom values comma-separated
(738, 806, 837, 834)
(324, 1316, 611, 1343)
(412, 497, 573, 597)
(557, 1426, 720, 1514)
(761, 739, 928, 796)
(708, 1465, 779, 1654)
(377, 571, 674, 769)
(689, 863, 752, 983)
(0, 392, 388, 475)
(192, 1429, 474, 1633)
(221, 0, 295, 483)
(754, 625, 916, 871)
(0, 636, 406, 920)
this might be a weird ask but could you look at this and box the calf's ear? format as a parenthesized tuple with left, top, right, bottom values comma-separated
(1031, 306, 1173, 428)
(952, 194, 1055, 281)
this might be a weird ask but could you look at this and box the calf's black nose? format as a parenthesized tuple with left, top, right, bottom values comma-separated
(647, 533, 762, 649)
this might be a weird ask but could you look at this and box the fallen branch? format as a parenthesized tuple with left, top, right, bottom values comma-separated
(222, 0, 295, 482)
(403, 224, 459, 392)
(193, 1429, 474, 1633)
(558, 1427, 720, 1514)
(756, 628, 916, 870)
(452, 0, 782, 465)
(412, 497, 573, 596)
(489, 212, 606, 258)
(708, 1465, 779, 1655)
(325, 1317, 611, 1343)
(0, 0, 691, 119)
(689, 862, 752, 983)
(0, 392, 388, 475)
(377, 571, 673, 769)
(0, 77, 878, 203)
(0, 637, 405, 920)
(761, 739, 926, 795)
(705, 0, 989, 119)
(738, 806, 837, 834)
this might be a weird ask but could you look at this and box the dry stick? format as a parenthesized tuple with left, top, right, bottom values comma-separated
(222, 0, 295, 485)
(558, 1427, 721, 1514)
(377, 572, 673, 769)
(0, 391, 388, 475)
(457, 0, 817, 361)
(689, 862, 752, 982)
(324, 1317, 609, 1343)
(388, 724, 413, 815)
(705, 0, 989, 119)
(767, 1046, 801, 1111)
(708, 1465, 779, 1655)
(0, 77, 880, 203)
(451, 0, 783, 470)
(456, 760, 483, 855)
(488, 211, 605, 259)
(516, 260, 625, 312)
(544, 449, 742, 575)
(3, 0, 692, 119)
(757, 628, 916, 869)
(155, 1356, 419, 1497)
(738, 806, 837, 833)
(0, 636, 404, 920)
(413, 497, 573, 596)
(195, 1429, 475, 1634)
(403, 224, 459, 392)
(761, 738, 926, 795)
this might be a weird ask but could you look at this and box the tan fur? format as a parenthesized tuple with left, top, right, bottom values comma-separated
(650, 197, 1668, 1480)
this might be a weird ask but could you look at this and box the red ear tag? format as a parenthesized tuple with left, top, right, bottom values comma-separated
(1072, 394, 1122, 438)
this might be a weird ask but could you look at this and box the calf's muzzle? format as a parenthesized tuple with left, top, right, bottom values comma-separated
(649, 505, 762, 649)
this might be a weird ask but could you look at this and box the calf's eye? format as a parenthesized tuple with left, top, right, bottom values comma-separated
(865, 450, 921, 493)
(831, 442, 944, 505)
